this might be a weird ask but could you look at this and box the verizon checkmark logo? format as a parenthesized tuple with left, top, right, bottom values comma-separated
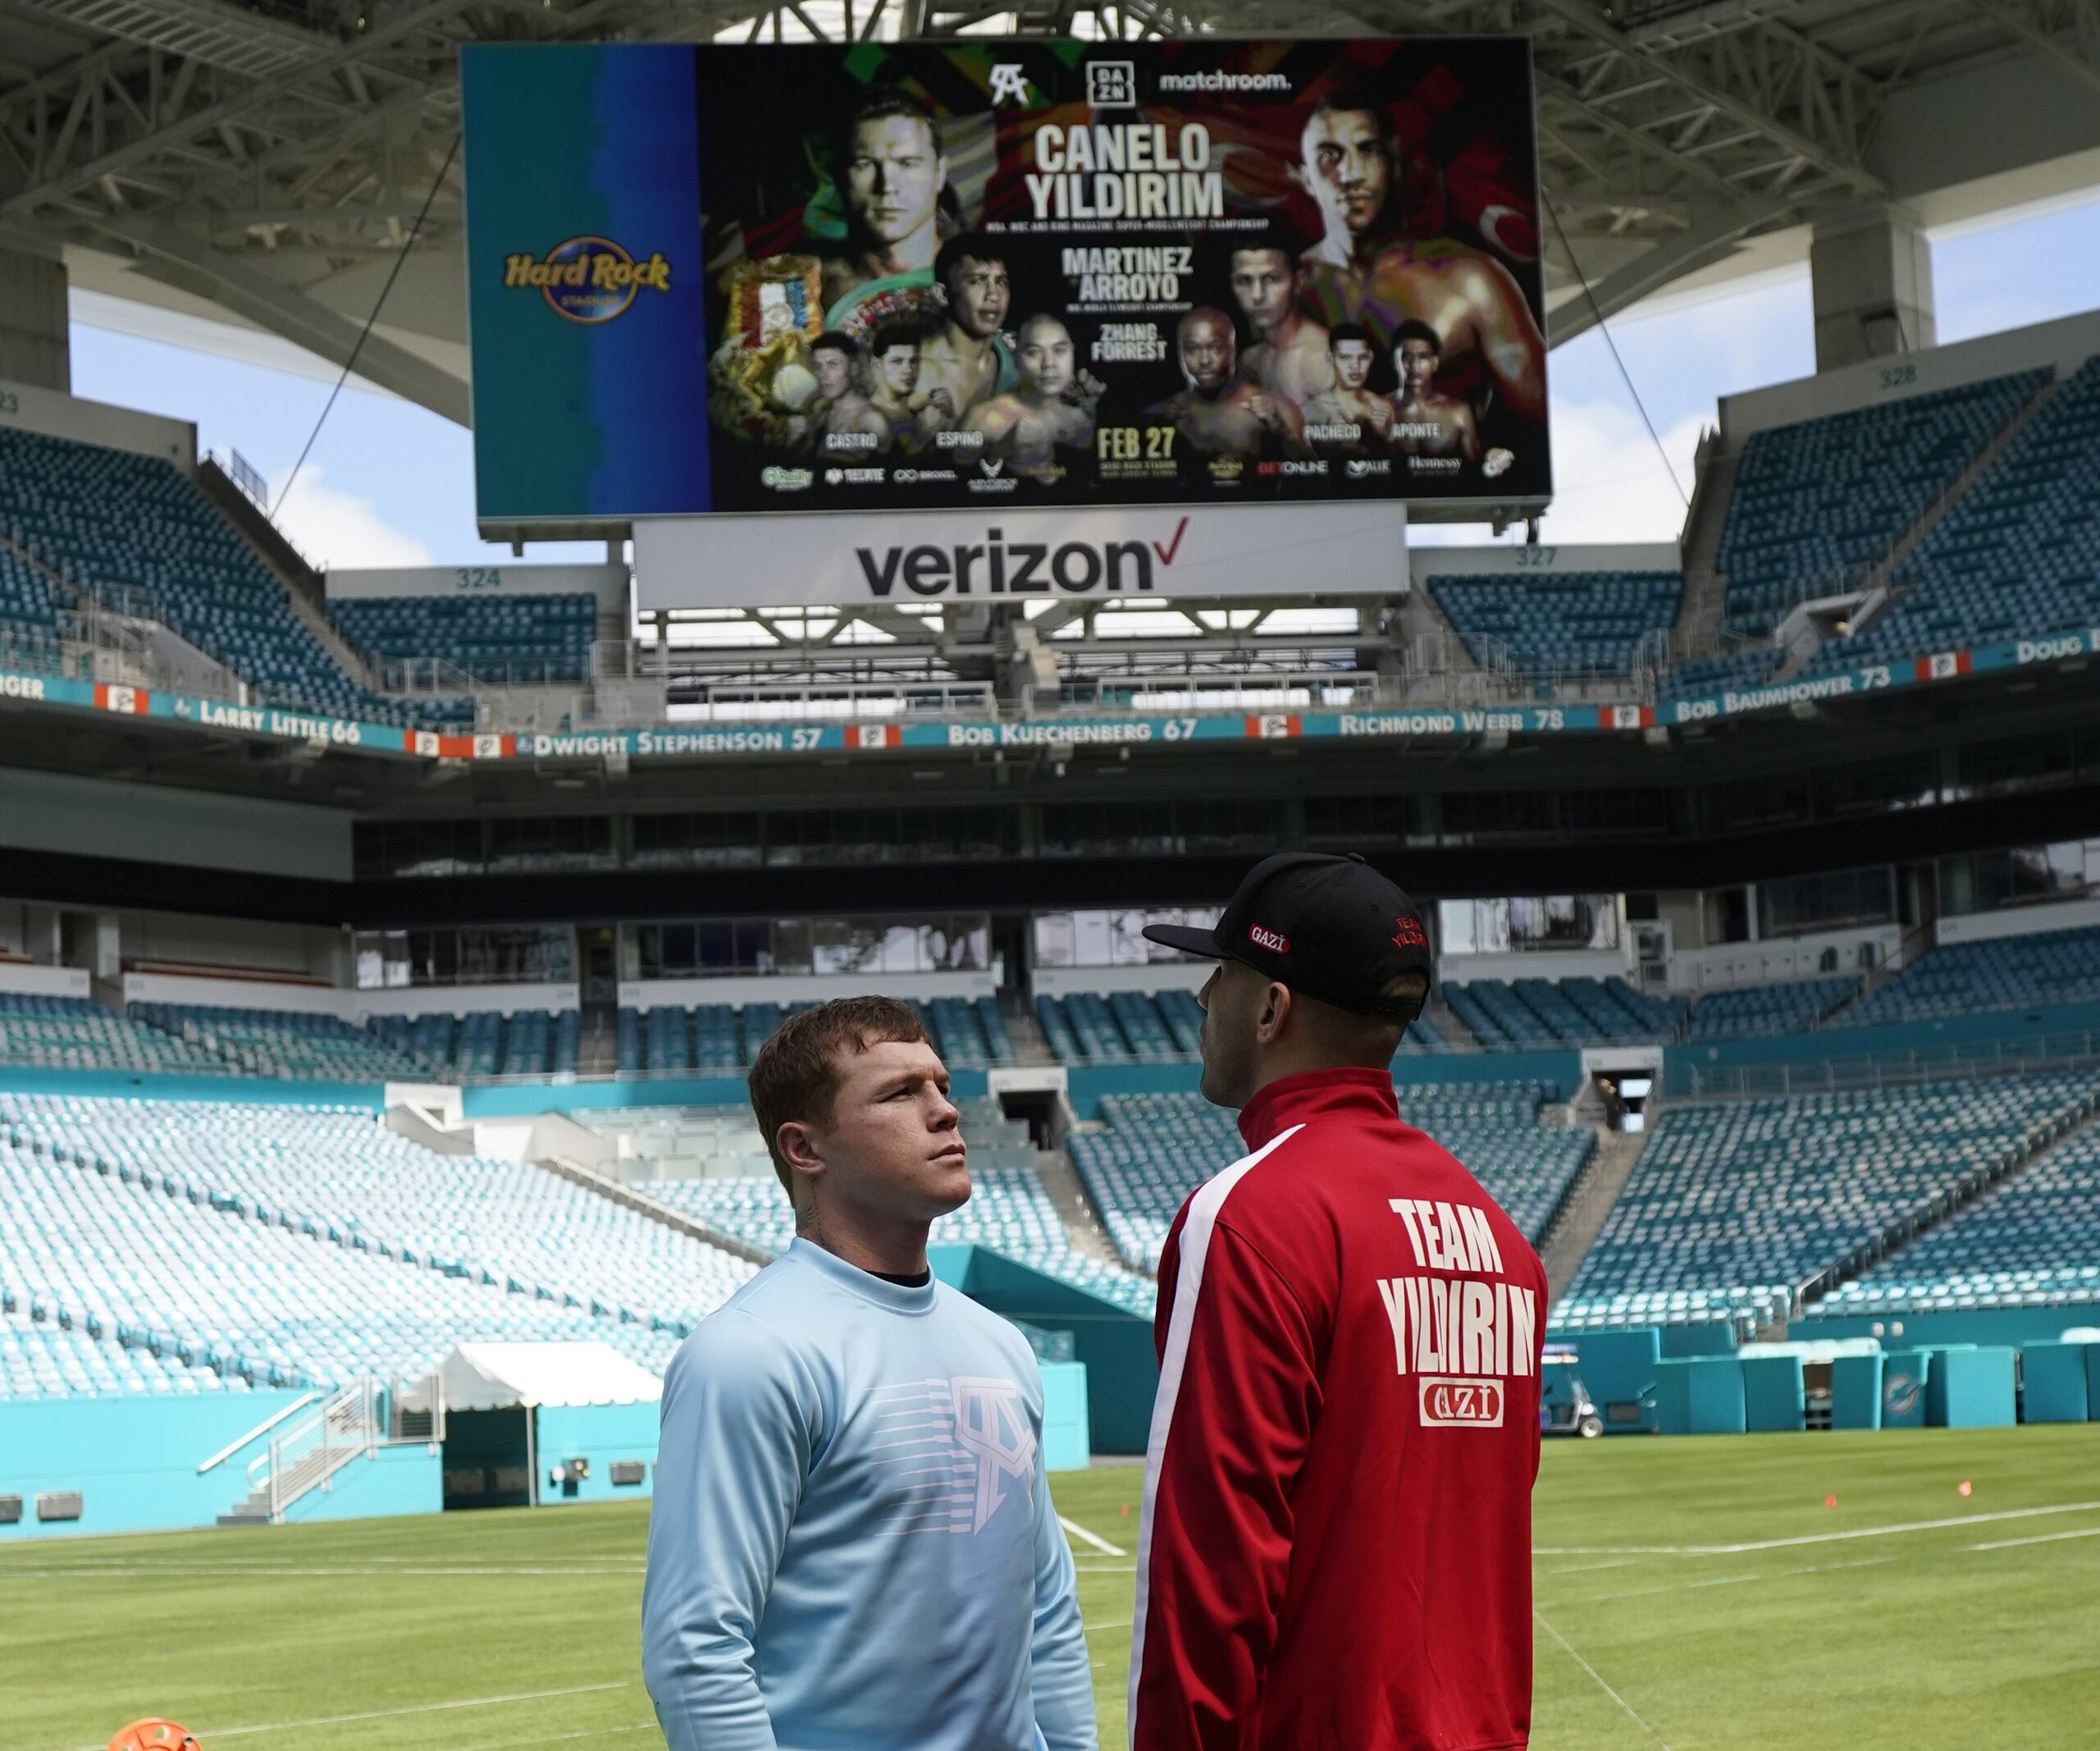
(854, 519, 1189, 599)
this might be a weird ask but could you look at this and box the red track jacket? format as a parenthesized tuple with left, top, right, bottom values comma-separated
(1129, 1068, 1547, 1751)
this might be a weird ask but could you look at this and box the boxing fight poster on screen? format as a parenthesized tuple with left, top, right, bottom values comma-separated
(461, 39, 1550, 525)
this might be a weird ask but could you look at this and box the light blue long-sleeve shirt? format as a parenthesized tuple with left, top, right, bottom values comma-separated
(641, 1237, 1097, 1751)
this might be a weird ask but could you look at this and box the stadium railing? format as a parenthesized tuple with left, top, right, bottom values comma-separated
(1682, 1026, 2100, 1099)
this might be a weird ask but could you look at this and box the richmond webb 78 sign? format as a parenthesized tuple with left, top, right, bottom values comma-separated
(461, 39, 1550, 526)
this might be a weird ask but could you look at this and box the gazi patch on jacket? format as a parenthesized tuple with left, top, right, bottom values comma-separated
(1373, 1199, 1537, 1407)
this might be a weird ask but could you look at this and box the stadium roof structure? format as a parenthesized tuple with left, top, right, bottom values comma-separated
(2, 1, 2098, 423)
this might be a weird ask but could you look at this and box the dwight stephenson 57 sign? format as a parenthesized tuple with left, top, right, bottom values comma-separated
(460, 38, 1551, 526)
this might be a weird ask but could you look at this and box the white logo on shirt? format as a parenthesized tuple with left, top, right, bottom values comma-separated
(867, 1375, 1036, 1537)
(952, 1375, 1037, 1533)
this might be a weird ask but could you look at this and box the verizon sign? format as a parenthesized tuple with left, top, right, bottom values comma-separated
(632, 501, 1408, 610)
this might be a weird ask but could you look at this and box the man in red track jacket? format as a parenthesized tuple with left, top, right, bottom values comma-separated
(1131, 853, 1547, 1751)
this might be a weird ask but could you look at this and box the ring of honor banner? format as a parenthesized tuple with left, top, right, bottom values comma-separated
(462, 39, 1550, 523)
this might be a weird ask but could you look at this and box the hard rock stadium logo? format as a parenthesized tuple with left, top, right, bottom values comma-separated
(503, 236, 670, 323)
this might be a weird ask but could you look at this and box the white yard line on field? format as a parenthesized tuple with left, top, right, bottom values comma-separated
(1534, 1608, 1674, 1749)
(1059, 1515, 1127, 1556)
(450, 1725, 657, 1751)
(1964, 1524, 2100, 1552)
(16, 1563, 643, 1578)
(63, 1680, 637, 1749)
(1532, 1498, 2100, 1557)
(1575, 1554, 1898, 1604)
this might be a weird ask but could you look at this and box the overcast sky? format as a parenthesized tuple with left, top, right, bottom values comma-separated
(63, 190, 2100, 570)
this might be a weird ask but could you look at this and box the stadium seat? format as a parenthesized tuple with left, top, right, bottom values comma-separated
(1686, 976, 1861, 1040)
(1440, 978, 1681, 1049)
(0, 424, 473, 728)
(331, 592, 598, 687)
(128, 1004, 436, 1082)
(1806, 358, 2100, 671)
(1554, 1071, 2098, 1333)
(614, 1098, 1157, 1314)
(1819, 1122, 2100, 1317)
(1427, 569, 1683, 675)
(1069, 1082, 1587, 1272)
(1842, 926, 2100, 1026)
(1714, 370, 2046, 635)
(0, 994, 234, 1075)
(0, 1093, 757, 1397)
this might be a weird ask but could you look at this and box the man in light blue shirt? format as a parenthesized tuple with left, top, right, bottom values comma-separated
(642, 995, 1097, 1751)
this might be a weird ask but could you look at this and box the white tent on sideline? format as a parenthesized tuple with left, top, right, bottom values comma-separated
(404, 1340, 663, 1414)
(404, 1342, 662, 1509)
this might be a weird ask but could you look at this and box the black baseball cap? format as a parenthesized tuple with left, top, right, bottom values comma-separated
(1142, 853, 1433, 1020)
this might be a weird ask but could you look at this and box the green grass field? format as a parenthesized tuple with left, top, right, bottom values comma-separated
(6, 1427, 2098, 1750)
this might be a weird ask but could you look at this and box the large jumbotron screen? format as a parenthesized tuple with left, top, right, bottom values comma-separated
(461, 39, 1549, 526)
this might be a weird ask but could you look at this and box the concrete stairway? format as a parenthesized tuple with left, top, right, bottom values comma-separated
(217, 1441, 366, 1525)
(1397, 578, 1484, 674)
(1541, 1127, 1648, 1307)
(1423, 993, 1484, 1051)
(1779, 373, 2063, 679)
(1872, 374, 2063, 595)
(1033, 1147, 1127, 1268)
(1002, 997, 1058, 1066)
(1672, 430, 1738, 655)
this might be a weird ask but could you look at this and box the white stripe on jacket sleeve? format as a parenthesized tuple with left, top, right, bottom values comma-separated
(1125, 1122, 1303, 1748)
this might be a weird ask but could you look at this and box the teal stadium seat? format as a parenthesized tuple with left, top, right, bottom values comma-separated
(1715, 369, 2046, 636)
(1807, 359, 2100, 673)
(1819, 1120, 2100, 1318)
(1554, 1072, 2098, 1333)
(1686, 975, 1860, 1040)
(1427, 569, 1682, 675)
(0, 423, 471, 728)
(1842, 926, 2100, 1026)
(0, 1094, 760, 1397)
(331, 592, 598, 686)
(1442, 977, 1682, 1049)
(628, 1098, 1157, 1315)
(1069, 1083, 1589, 1273)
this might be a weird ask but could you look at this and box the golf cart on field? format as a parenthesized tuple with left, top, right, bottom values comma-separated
(1540, 1344, 1605, 1438)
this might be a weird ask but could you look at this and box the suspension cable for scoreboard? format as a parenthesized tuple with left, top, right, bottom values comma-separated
(272, 130, 463, 520)
(1541, 187, 1689, 510)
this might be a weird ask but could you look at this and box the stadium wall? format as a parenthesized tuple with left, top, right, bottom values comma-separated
(1670, 925, 1902, 994)
(1938, 898, 2100, 944)
(0, 1391, 438, 1539)
(0, 1066, 387, 1106)
(1663, 999, 2100, 1095)
(1797, 1309, 2100, 1349)
(934, 1246, 1153, 1456)
(355, 981, 582, 1020)
(1062, 1052, 1585, 1119)
(0, 962, 89, 999)
(533, 1401, 662, 1505)
(1031, 964, 1208, 998)
(0, 769, 350, 881)
(0, 372, 193, 466)
(1717, 305, 2100, 446)
(1438, 949, 1632, 985)
(623, 970, 998, 1010)
(1409, 542, 1680, 583)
